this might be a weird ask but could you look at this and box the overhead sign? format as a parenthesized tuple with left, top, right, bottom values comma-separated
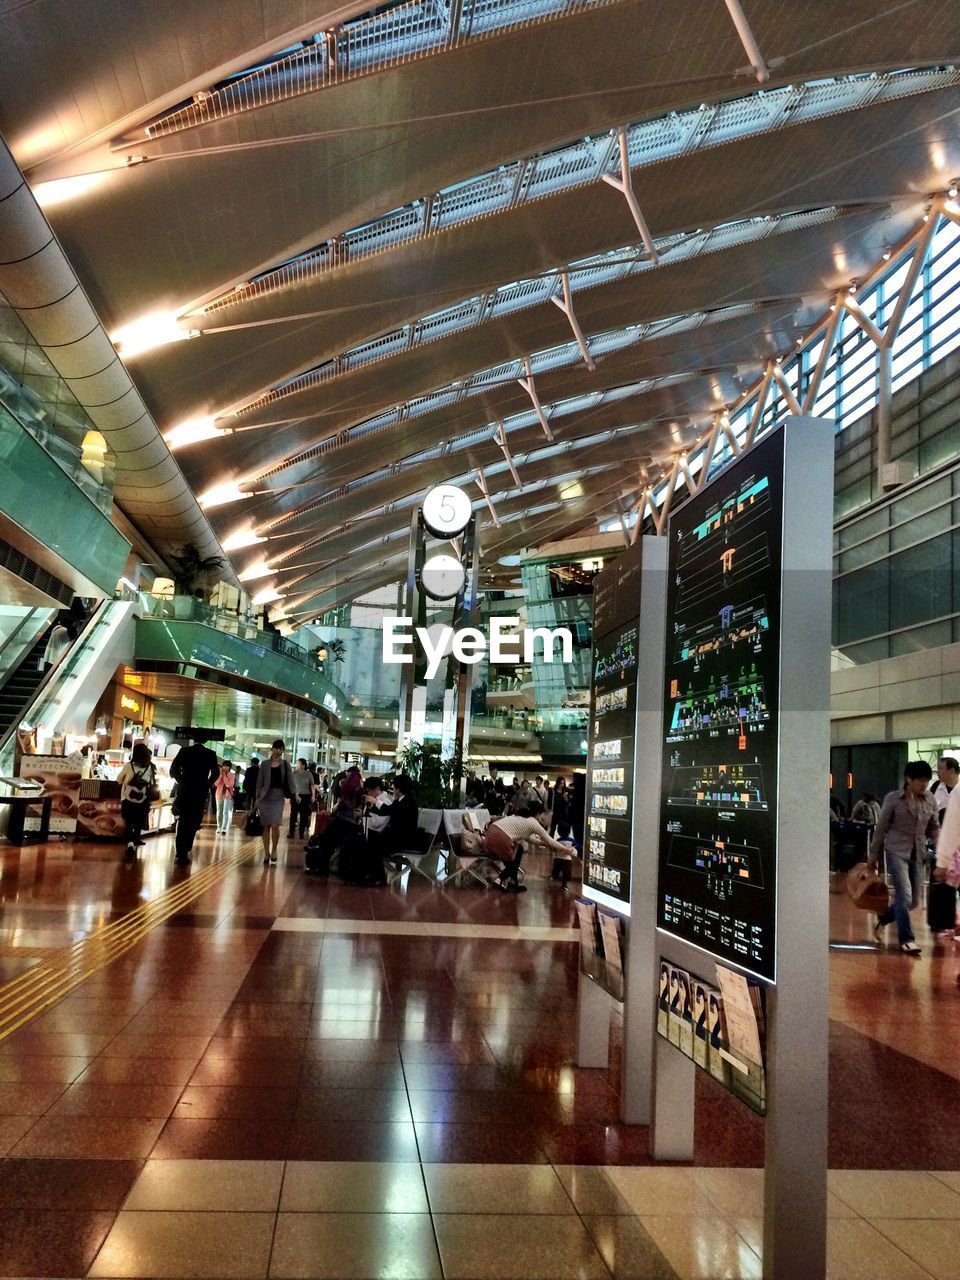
(174, 726, 227, 742)
(422, 484, 472, 538)
(657, 429, 785, 984)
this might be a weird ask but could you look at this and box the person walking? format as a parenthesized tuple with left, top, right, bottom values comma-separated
(549, 776, 570, 836)
(241, 756, 259, 812)
(214, 760, 236, 835)
(288, 759, 316, 839)
(117, 742, 156, 861)
(931, 756, 960, 824)
(255, 739, 295, 864)
(169, 734, 220, 866)
(870, 760, 940, 955)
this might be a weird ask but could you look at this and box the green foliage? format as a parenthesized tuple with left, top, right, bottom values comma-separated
(396, 739, 461, 809)
(169, 543, 225, 594)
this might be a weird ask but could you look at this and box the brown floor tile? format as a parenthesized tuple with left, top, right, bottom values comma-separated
(173, 1084, 298, 1120)
(0, 1208, 115, 1277)
(100, 1033, 212, 1058)
(294, 1088, 413, 1123)
(0, 1116, 36, 1155)
(151, 1116, 293, 1160)
(299, 1057, 407, 1088)
(49, 1082, 183, 1118)
(434, 1212, 609, 1279)
(190, 1055, 303, 1087)
(10, 1114, 164, 1158)
(0, 1055, 91, 1083)
(0, 1157, 142, 1208)
(78, 1056, 199, 1085)
(0, 1080, 67, 1115)
(287, 1120, 420, 1162)
(414, 1122, 549, 1164)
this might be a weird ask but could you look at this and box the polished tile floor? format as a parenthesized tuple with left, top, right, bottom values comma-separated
(0, 822, 959, 1276)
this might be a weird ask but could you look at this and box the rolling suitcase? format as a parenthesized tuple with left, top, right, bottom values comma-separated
(927, 880, 957, 932)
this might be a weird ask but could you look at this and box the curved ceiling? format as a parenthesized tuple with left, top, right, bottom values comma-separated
(3, 0, 960, 615)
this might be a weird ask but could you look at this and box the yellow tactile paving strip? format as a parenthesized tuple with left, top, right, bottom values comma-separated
(0, 846, 255, 1042)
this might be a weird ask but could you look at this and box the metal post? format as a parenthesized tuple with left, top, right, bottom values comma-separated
(763, 417, 833, 1280)
(601, 130, 660, 264)
(876, 343, 893, 477)
(552, 271, 596, 371)
(517, 359, 554, 441)
(494, 422, 523, 488)
(621, 535, 667, 1124)
(723, 0, 770, 82)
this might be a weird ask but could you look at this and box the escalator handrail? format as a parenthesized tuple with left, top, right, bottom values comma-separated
(0, 609, 52, 697)
(0, 600, 112, 757)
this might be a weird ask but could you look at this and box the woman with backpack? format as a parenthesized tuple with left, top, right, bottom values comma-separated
(117, 742, 157, 861)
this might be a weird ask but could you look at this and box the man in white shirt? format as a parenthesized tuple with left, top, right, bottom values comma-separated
(363, 778, 393, 833)
(931, 756, 960, 824)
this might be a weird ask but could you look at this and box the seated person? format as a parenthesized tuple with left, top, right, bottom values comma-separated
(484, 800, 571, 892)
(386, 774, 419, 851)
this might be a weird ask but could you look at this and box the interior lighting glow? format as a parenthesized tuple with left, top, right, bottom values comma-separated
(199, 481, 252, 509)
(164, 416, 224, 450)
(112, 310, 198, 358)
(222, 528, 267, 551)
(238, 559, 274, 582)
(33, 172, 106, 208)
(252, 584, 284, 605)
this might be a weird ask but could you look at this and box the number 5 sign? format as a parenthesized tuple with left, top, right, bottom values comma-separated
(422, 484, 472, 538)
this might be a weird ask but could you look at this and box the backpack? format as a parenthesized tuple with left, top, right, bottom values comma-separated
(126, 767, 151, 806)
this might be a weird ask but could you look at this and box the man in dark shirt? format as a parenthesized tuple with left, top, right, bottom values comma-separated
(870, 760, 940, 955)
(170, 735, 220, 865)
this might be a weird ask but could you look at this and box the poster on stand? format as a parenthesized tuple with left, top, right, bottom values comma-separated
(18, 753, 82, 833)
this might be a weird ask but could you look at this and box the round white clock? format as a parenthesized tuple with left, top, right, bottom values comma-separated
(420, 552, 466, 600)
(422, 484, 472, 538)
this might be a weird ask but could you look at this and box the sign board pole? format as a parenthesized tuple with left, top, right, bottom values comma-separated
(649, 416, 832, 1277)
(621, 536, 668, 1124)
(762, 418, 832, 1280)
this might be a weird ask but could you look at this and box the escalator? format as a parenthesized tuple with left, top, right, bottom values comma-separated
(0, 601, 136, 775)
(0, 631, 51, 741)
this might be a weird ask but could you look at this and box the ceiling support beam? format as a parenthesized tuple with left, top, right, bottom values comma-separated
(494, 422, 523, 488)
(719, 414, 743, 458)
(769, 362, 801, 416)
(517, 359, 555, 441)
(801, 297, 843, 414)
(600, 129, 660, 264)
(551, 271, 596, 371)
(723, 0, 770, 83)
(475, 467, 501, 528)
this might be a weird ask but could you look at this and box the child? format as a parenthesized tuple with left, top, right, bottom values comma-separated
(550, 821, 579, 888)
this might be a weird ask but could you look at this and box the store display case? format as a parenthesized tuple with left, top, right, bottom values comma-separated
(76, 754, 176, 840)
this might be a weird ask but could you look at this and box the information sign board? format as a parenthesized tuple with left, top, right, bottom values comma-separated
(657, 430, 785, 983)
(584, 540, 642, 914)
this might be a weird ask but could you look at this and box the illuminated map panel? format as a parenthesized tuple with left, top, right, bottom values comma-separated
(658, 431, 785, 983)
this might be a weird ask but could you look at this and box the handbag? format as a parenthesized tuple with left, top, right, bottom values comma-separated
(845, 861, 890, 912)
(245, 808, 264, 837)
